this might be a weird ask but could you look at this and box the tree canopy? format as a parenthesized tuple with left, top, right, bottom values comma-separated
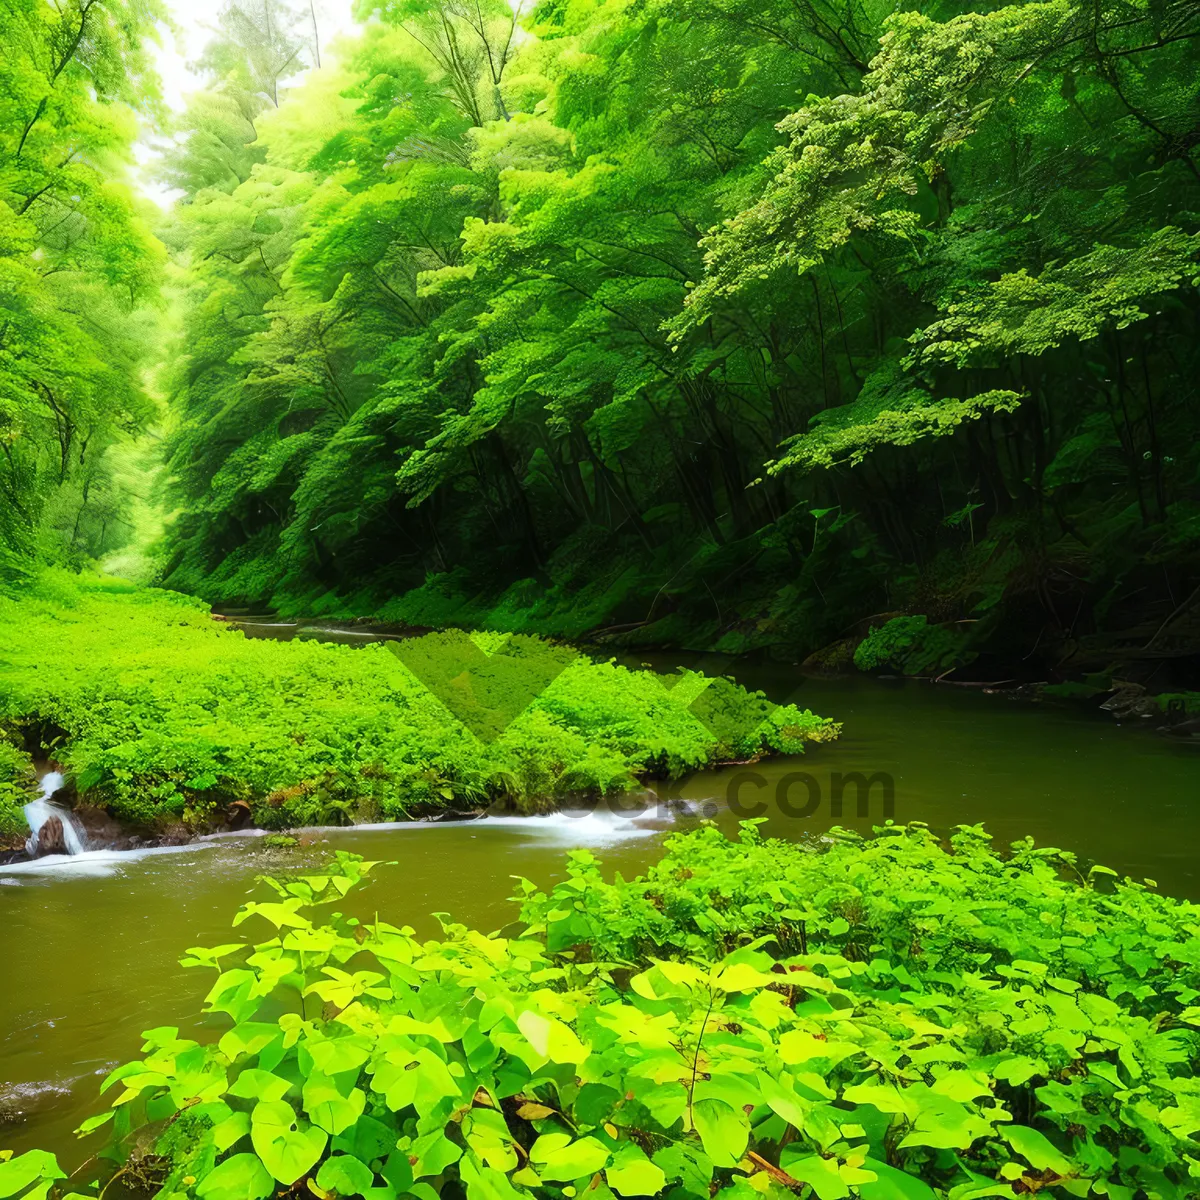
(3, 0, 1199, 666)
(0, 0, 168, 579)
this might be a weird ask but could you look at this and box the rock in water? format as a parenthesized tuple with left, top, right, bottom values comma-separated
(33, 816, 68, 857)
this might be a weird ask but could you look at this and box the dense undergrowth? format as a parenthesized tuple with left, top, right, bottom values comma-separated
(7, 823, 1200, 1200)
(0, 736, 36, 846)
(0, 573, 836, 831)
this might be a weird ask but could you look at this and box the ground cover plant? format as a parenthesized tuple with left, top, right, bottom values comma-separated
(0, 573, 836, 830)
(5, 823, 1199, 1200)
(0, 735, 36, 846)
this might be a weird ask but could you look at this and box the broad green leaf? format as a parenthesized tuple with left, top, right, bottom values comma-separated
(517, 1010, 589, 1065)
(219, 1023, 284, 1062)
(0, 1152, 65, 1199)
(195, 1154, 274, 1200)
(407, 1130, 464, 1179)
(304, 1073, 367, 1137)
(897, 1092, 991, 1151)
(858, 1160, 938, 1200)
(74, 1111, 116, 1136)
(778, 1154, 849, 1200)
(308, 1036, 374, 1076)
(691, 1099, 748, 1168)
(606, 1145, 666, 1197)
(1003, 1127, 1075, 1176)
(317, 1155, 376, 1198)
(711, 963, 777, 992)
(530, 1134, 611, 1181)
(459, 1154, 530, 1200)
(250, 1100, 328, 1184)
(212, 1111, 252, 1153)
(229, 1069, 291, 1103)
(331, 1116, 395, 1165)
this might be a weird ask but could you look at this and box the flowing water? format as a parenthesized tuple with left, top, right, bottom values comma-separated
(22, 773, 87, 859)
(2, 645, 1199, 1161)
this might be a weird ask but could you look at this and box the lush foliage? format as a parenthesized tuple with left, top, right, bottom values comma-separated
(9, 824, 1200, 1200)
(145, 0, 1200, 675)
(0, 732, 35, 843)
(851, 619, 970, 678)
(0, 0, 166, 581)
(0, 572, 836, 828)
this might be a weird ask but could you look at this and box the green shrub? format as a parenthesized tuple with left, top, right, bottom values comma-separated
(0, 734, 35, 843)
(852, 617, 970, 676)
(0, 574, 838, 828)
(516, 822, 1199, 1001)
(14, 824, 1200, 1200)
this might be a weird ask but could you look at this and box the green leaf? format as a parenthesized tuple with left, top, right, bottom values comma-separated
(219, 1023, 284, 1062)
(1003, 1128, 1075, 1177)
(333, 1116, 399, 1164)
(309, 1036, 374, 1076)
(74, 1111, 117, 1136)
(516, 1010, 589, 1064)
(755, 1071, 810, 1128)
(0, 1152, 65, 1200)
(463, 1109, 519, 1172)
(711, 962, 777, 992)
(317, 1156, 376, 1198)
(408, 1130, 464, 1179)
(896, 1093, 991, 1151)
(606, 1145, 667, 1197)
(250, 1100, 328, 1184)
(212, 1111, 252, 1153)
(304, 1073, 367, 1136)
(691, 1099, 748, 1168)
(229, 1069, 291, 1103)
(778, 1154, 849, 1200)
(858, 1160, 938, 1200)
(459, 1154, 530, 1200)
(530, 1134, 612, 1181)
(234, 901, 312, 930)
(195, 1155, 274, 1200)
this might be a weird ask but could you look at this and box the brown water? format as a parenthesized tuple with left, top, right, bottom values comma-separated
(2, 656, 1198, 1162)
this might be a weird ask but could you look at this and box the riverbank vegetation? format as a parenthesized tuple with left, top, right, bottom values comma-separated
(0, 573, 837, 832)
(9, 823, 1200, 1200)
(0, 738, 36, 846)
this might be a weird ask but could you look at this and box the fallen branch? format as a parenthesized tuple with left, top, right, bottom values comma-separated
(747, 1151, 806, 1193)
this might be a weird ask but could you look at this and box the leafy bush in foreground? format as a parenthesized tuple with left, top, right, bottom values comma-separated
(0, 573, 837, 828)
(8, 824, 1200, 1200)
(516, 823, 1200, 997)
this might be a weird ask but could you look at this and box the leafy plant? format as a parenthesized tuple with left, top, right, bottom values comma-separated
(13, 824, 1200, 1200)
(852, 617, 970, 677)
(0, 572, 837, 828)
(0, 735, 37, 845)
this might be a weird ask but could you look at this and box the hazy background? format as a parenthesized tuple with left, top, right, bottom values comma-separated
(136, 0, 360, 205)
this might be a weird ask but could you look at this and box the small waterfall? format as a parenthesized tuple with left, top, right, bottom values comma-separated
(24, 773, 88, 857)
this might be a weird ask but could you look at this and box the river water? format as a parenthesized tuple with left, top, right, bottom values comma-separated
(2, 641, 1198, 1161)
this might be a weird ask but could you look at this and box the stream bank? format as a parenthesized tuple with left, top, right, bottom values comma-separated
(3, 666, 1200, 1160)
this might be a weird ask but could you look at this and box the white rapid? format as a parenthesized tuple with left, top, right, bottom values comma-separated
(24, 773, 88, 858)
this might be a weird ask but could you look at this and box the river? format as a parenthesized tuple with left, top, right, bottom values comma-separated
(2, 636, 1198, 1161)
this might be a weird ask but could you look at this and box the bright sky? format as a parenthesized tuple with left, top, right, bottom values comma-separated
(136, 0, 360, 206)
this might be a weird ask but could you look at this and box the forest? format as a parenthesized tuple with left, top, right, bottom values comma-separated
(3, 0, 1198, 671)
(1, 0, 1200, 1199)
